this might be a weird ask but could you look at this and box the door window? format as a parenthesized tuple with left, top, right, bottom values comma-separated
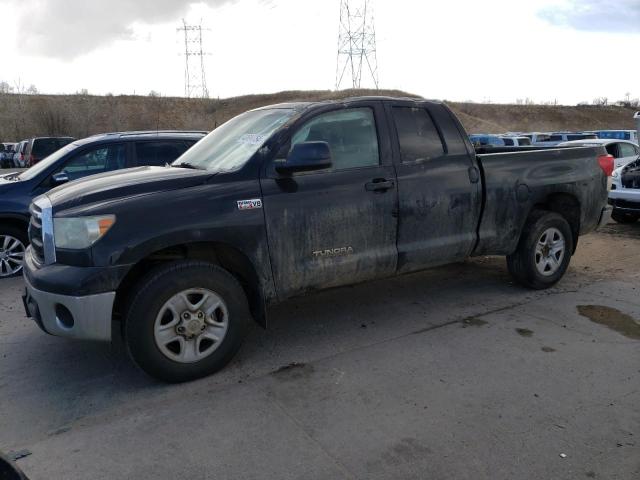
(136, 141, 193, 167)
(392, 107, 445, 162)
(606, 144, 621, 158)
(54, 144, 126, 181)
(291, 108, 379, 170)
(619, 143, 638, 158)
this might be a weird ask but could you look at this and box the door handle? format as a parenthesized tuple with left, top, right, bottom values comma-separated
(365, 178, 395, 192)
(468, 166, 480, 184)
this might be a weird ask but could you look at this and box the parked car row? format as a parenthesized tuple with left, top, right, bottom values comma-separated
(469, 131, 601, 148)
(0, 143, 17, 168)
(0, 130, 206, 277)
(0, 137, 76, 169)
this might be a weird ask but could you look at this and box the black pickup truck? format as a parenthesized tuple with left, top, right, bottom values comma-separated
(23, 97, 613, 382)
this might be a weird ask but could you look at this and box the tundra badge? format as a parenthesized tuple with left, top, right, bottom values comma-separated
(313, 247, 354, 259)
(237, 199, 263, 210)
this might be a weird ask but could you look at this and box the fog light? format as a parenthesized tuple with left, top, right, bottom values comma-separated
(55, 304, 74, 329)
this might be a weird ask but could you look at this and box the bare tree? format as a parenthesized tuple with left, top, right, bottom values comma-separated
(34, 98, 70, 135)
(0, 81, 13, 94)
(104, 94, 123, 132)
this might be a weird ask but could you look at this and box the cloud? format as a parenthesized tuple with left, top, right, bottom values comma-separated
(538, 0, 640, 33)
(12, 0, 236, 59)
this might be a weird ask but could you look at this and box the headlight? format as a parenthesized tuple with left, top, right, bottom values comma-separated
(54, 215, 116, 249)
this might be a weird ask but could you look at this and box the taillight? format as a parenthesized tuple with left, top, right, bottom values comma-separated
(597, 154, 614, 177)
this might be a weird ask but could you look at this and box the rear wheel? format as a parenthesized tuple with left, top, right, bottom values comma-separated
(611, 210, 639, 224)
(0, 226, 27, 278)
(124, 261, 250, 383)
(507, 210, 573, 290)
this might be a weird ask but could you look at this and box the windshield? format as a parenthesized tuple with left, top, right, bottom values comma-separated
(172, 108, 297, 173)
(18, 143, 78, 181)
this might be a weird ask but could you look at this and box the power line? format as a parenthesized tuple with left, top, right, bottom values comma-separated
(335, 0, 379, 90)
(177, 19, 210, 99)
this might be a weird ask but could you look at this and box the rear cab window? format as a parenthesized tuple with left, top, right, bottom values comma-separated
(391, 107, 444, 162)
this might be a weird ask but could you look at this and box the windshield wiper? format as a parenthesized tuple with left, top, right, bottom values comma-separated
(172, 162, 203, 170)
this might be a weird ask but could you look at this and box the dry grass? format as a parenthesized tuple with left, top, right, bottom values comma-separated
(0, 89, 637, 141)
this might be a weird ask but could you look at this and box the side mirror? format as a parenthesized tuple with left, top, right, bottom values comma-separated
(275, 141, 332, 174)
(51, 172, 69, 185)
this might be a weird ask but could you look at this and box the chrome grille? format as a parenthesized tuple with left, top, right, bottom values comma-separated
(29, 202, 45, 264)
(29, 197, 55, 266)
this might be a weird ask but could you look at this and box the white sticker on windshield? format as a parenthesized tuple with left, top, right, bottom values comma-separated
(237, 134, 267, 145)
(237, 199, 263, 210)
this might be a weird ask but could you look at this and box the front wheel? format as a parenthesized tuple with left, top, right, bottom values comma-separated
(124, 261, 250, 383)
(507, 210, 573, 290)
(0, 226, 27, 278)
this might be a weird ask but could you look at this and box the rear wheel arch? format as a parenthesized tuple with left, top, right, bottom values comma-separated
(526, 193, 581, 252)
(507, 209, 573, 289)
(113, 241, 266, 331)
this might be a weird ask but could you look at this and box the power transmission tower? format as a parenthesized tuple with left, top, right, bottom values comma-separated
(177, 20, 210, 98)
(335, 0, 379, 90)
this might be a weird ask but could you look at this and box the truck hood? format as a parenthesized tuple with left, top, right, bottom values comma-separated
(0, 173, 23, 193)
(46, 166, 214, 212)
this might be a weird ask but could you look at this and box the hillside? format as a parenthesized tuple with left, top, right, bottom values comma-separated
(0, 89, 637, 141)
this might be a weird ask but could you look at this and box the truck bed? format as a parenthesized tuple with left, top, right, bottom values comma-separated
(472, 145, 608, 256)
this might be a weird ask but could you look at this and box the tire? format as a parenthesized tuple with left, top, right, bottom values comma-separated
(0, 225, 28, 278)
(124, 260, 250, 383)
(507, 210, 573, 290)
(611, 210, 639, 224)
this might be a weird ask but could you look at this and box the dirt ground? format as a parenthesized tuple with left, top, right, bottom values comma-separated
(0, 221, 639, 480)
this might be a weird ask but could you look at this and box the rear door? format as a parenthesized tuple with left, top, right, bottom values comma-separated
(386, 101, 482, 273)
(261, 101, 398, 299)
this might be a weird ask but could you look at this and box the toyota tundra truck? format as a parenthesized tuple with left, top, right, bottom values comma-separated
(22, 97, 613, 382)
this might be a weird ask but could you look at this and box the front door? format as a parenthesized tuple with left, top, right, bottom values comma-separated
(261, 103, 398, 300)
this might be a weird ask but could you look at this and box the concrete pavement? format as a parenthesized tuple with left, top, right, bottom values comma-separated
(0, 225, 638, 479)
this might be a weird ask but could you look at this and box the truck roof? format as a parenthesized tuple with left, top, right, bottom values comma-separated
(253, 95, 431, 112)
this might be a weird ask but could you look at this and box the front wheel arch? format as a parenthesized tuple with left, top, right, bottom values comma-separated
(113, 241, 266, 331)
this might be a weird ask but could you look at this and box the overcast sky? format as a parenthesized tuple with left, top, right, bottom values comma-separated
(0, 0, 639, 104)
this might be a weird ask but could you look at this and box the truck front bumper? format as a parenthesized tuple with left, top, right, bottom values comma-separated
(23, 276, 115, 341)
(21, 246, 129, 342)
